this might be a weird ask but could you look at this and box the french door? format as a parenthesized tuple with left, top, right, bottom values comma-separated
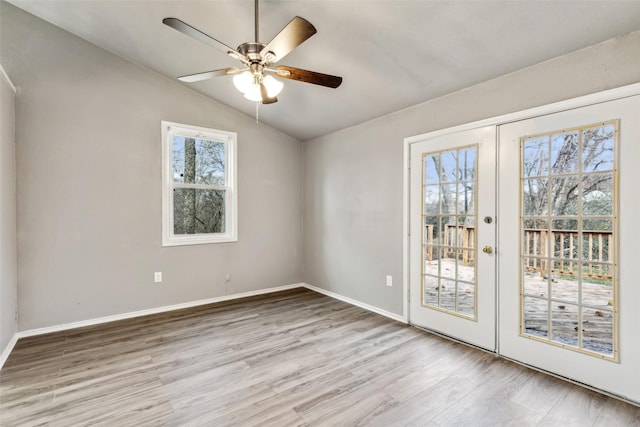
(498, 95, 640, 402)
(409, 126, 496, 351)
(408, 93, 640, 403)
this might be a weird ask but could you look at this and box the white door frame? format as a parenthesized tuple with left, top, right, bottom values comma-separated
(402, 83, 640, 401)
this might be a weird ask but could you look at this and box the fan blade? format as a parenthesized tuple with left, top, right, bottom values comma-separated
(178, 68, 244, 82)
(260, 17, 316, 63)
(163, 18, 245, 60)
(260, 83, 278, 104)
(275, 66, 342, 88)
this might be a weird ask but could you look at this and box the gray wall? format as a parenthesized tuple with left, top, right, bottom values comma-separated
(303, 30, 640, 317)
(0, 68, 17, 352)
(1, 3, 303, 331)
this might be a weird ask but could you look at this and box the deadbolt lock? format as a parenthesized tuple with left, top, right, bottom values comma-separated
(482, 245, 493, 254)
(484, 216, 493, 224)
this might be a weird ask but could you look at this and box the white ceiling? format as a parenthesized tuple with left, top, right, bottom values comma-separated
(9, 1, 640, 141)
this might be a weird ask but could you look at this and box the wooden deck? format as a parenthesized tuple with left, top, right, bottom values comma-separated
(1, 288, 639, 426)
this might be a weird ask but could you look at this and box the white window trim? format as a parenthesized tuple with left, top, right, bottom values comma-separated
(161, 121, 238, 246)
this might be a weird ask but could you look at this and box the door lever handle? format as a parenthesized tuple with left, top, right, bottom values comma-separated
(482, 245, 493, 254)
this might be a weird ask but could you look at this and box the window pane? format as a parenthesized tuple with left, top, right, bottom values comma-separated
(583, 277, 613, 310)
(551, 302, 579, 347)
(440, 184, 457, 214)
(523, 296, 548, 338)
(424, 275, 439, 306)
(550, 132, 579, 174)
(173, 188, 225, 234)
(550, 175, 579, 216)
(582, 125, 614, 173)
(424, 154, 439, 184)
(172, 136, 225, 185)
(424, 185, 439, 214)
(582, 173, 613, 216)
(523, 137, 549, 177)
(457, 148, 476, 182)
(523, 178, 548, 216)
(457, 183, 474, 215)
(439, 279, 456, 311)
(582, 307, 613, 356)
(551, 226, 578, 259)
(551, 273, 578, 304)
(440, 151, 457, 182)
(524, 264, 548, 298)
(457, 282, 474, 317)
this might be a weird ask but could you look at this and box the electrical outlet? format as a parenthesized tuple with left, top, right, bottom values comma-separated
(154, 272, 162, 283)
(386, 275, 393, 287)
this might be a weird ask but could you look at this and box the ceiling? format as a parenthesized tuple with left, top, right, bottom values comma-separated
(8, 1, 640, 141)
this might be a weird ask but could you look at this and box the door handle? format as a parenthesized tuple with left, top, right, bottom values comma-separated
(482, 245, 493, 254)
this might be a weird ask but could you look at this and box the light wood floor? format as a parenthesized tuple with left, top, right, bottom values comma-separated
(1, 288, 639, 426)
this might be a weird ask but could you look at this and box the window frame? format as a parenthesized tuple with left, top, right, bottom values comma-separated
(161, 121, 237, 246)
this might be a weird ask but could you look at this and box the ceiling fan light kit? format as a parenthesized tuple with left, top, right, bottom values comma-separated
(163, 0, 342, 106)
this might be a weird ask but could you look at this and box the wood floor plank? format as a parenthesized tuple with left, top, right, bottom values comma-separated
(1, 288, 639, 426)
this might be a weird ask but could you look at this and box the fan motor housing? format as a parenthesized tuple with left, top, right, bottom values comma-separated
(237, 42, 266, 62)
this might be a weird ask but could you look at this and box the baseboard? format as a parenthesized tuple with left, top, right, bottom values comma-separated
(302, 283, 408, 324)
(4, 282, 407, 368)
(16, 283, 305, 339)
(0, 333, 19, 370)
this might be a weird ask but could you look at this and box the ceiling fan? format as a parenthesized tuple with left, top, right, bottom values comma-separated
(162, 0, 342, 105)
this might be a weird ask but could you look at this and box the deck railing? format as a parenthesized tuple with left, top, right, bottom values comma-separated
(424, 224, 475, 265)
(523, 228, 613, 280)
(424, 225, 613, 279)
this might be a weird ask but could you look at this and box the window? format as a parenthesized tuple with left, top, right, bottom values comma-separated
(162, 121, 237, 246)
(520, 120, 618, 359)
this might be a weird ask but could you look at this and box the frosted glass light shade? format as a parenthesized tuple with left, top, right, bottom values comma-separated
(233, 71, 283, 101)
(263, 75, 283, 97)
(232, 71, 253, 93)
(243, 85, 262, 102)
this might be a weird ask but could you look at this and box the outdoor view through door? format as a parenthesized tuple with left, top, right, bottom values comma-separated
(422, 146, 477, 319)
(520, 121, 618, 359)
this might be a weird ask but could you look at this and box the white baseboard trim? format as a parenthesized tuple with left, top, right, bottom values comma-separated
(2, 282, 407, 368)
(302, 283, 408, 324)
(0, 333, 19, 370)
(16, 283, 305, 339)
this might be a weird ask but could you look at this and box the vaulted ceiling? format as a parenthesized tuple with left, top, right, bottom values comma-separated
(8, 1, 640, 141)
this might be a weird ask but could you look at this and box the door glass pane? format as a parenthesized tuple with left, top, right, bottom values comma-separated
(520, 121, 618, 359)
(551, 302, 579, 347)
(422, 145, 478, 319)
(523, 178, 548, 216)
(582, 125, 614, 173)
(424, 276, 439, 306)
(523, 137, 549, 177)
(550, 176, 579, 216)
(582, 173, 613, 216)
(457, 282, 475, 317)
(439, 279, 456, 311)
(550, 132, 579, 174)
(523, 296, 548, 338)
(424, 185, 439, 214)
(582, 307, 614, 357)
(424, 154, 440, 184)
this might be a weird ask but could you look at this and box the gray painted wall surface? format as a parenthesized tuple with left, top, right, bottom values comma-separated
(303, 31, 640, 317)
(0, 68, 17, 352)
(1, 3, 303, 331)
